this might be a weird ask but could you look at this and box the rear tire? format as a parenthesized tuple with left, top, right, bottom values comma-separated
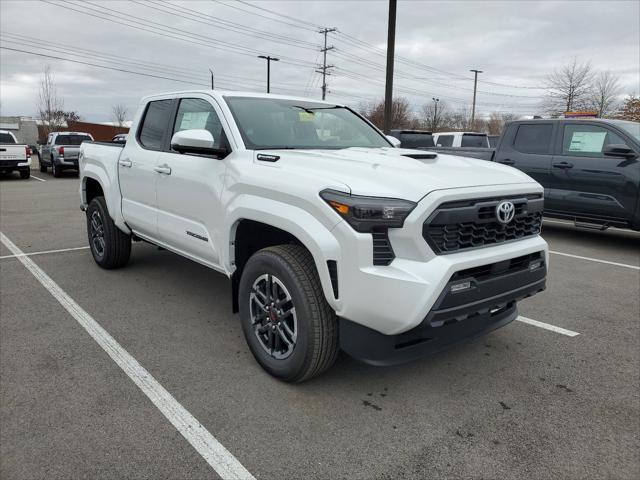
(39, 161, 47, 173)
(52, 160, 61, 178)
(239, 244, 339, 382)
(86, 196, 131, 269)
(19, 169, 30, 179)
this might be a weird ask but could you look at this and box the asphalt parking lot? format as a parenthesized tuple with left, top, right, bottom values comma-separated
(1, 160, 639, 480)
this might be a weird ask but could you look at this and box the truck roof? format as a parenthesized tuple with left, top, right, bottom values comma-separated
(434, 131, 487, 135)
(141, 89, 347, 107)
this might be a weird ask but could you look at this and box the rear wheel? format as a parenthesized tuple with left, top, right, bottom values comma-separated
(86, 196, 131, 269)
(52, 160, 61, 178)
(39, 160, 47, 173)
(239, 244, 339, 382)
(19, 169, 30, 179)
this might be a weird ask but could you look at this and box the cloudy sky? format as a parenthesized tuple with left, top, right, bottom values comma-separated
(1, 0, 638, 123)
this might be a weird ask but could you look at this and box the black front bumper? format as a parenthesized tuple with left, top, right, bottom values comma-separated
(340, 252, 547, 366)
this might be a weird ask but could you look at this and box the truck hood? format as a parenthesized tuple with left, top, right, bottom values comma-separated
(256, 147, 537, 201)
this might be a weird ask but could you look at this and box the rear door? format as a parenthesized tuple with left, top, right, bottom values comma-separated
(154, 95, 230, 267)
(119, 99, 173, 239)
(549, 122, 638, 220)
(494, 122, 554, 187)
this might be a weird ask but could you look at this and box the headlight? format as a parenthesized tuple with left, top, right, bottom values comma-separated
(320, 189, 416, 233)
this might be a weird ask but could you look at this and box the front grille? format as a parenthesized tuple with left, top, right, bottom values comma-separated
(423, 195, 543, 254)
(372, 228, 395, 266)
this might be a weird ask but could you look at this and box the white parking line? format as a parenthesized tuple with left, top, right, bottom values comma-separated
(30, 174, 46, 182)
(549, 250, 640, 271)
(0, 232, 256, 480)
(0, 245, 90, 260)
(516, 316, 580, 337)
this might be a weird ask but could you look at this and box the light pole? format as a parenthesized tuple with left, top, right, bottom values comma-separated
(469, 69, 482, 129)
(432, 97, 439, 131)
(258, 55, 279, 93)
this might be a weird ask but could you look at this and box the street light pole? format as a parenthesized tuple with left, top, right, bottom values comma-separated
(383, 0, 397, 134)
(469, 69, 482, 129)
(258, 55, 280, 93)
(432, 97, 439, 131)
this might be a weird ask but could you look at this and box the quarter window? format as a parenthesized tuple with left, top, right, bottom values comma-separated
(172, 98, 224, 149)
(138, 99, 173, 150)
(513, 124, 553, 154)
(436, 135, 453, 147)
(562, 124, 627, 157)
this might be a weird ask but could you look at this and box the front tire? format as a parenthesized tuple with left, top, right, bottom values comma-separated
(86, 197, 131, 269)
(19, 169, 30, 179)
(239, 245, 339, 382)
(39, 161, 47, 173)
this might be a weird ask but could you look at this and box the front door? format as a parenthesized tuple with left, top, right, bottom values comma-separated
(155, 96, 229, 267)
(120, 99, 173, 239)
(549, 122, 637, 220)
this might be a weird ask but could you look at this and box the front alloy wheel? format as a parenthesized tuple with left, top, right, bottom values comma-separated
(89, 209, 106, 260)
(250, 274, 297, 360)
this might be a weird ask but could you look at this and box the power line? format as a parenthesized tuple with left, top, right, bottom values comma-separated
(234, 0, 323, 29)
(212, 0, 318, 32)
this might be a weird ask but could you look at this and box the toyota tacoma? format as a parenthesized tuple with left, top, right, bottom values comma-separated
(79, 91, 548, 382)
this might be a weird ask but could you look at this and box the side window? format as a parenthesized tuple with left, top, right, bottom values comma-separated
(437, 135, 453, 147)
(461, 134, 488, 148)
(138, 99, 173, 150)
(562, 124, 627, 157)
(513, 124, 553, 154)
(172, 98, 224, 149)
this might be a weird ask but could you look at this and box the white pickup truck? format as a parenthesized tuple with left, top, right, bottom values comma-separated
(79, 91, 548, 382)
(0, 130, 31, 179)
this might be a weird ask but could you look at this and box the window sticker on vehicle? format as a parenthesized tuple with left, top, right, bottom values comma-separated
(179, 111, 211, 130)
(568, 131, 606, 153)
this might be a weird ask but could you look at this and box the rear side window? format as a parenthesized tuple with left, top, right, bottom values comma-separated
(0, 133, 16, 143)
(513, 124, 553, 154)
(172, 98, 224, 149)
(54, 134, 92, 145)
(138, 99, 173, 150)
(562, 124, 627, 157)
(436, 135, 453, 147)
(461, 134, 488, 148)
(399, 133, 434, 148)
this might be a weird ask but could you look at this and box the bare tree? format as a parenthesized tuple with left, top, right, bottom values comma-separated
(111, 103, 129, 127)
(447, 106, 473, 131)
(421, 100, 448, 132)
(486, 112, 517, 135)
(614, 95, 640, 122)
(544, 58, 594, 115)
(36, 65, 65, 136)
(361, 97, 418, 130)
(588, 71, 622, 118)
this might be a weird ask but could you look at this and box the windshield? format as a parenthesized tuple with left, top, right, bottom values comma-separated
(225, 97, 390, 150)
(0, 133, 16, 144)
(398, 133, 434, 148)
(610, 120, 640, 142)
(55, 134, 92, 145)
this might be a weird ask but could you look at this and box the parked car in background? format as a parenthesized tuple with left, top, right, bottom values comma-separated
(488, 135, 500, 148)
(433, 131, 490, 148)
(388, 129, 434, 148)
(112, 133, 127, 143)
(426, 119, 640, 231)
(0, 130, 31, 179)
(79, 90, 548, 381)
(40, 131, 94, 177)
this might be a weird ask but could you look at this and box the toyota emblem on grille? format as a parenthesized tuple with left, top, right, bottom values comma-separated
(495, 201, 515, 224)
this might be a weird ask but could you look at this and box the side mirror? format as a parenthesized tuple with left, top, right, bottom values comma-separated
(170, 129, 227, 157)
(386, 135, 401, 148)
(603, 144, 636, 158)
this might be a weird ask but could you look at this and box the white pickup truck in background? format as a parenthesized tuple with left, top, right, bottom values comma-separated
(79, 90, 548, 382)
(0, 130, 31, 179)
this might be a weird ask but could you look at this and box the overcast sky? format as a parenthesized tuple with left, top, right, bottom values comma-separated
(1, 0, 638, 123)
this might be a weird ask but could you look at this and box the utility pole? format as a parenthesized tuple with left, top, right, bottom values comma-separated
(432, 97, 439, 131)
(469, 69, 482, 129)
(383, 0, 397, 134)
(316, 27, 336, 100)
(209, 69, 214, 89)
(258, 55, 280, 93)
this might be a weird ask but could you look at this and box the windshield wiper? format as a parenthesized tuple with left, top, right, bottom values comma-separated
(291, 105, 346, 113)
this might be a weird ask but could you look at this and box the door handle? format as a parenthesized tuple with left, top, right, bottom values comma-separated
(154, 164, 172, 175)
(553, 161, 574, 169)
(118, 159, 132, 168)
(498, 158, 515, 165)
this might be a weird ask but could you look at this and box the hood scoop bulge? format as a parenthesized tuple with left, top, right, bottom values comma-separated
(401, 153, 437, 160)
